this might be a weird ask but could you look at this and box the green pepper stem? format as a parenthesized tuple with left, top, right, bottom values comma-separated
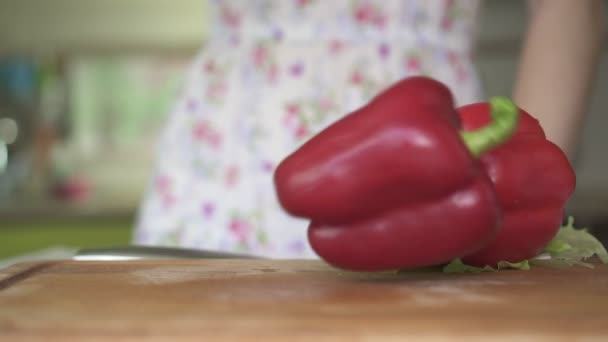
(460, 96, 519, 158)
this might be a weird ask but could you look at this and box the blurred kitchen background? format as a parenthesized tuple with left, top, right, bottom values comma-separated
(0, 0, 607, 263)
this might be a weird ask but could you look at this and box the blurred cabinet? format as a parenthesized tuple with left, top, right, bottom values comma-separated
(0, 0, 208, 52)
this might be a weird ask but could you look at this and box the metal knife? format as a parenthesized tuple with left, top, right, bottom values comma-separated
(73, 245, 260, 261)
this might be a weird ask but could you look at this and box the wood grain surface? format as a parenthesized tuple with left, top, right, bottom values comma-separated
(0, 259, 607, 341)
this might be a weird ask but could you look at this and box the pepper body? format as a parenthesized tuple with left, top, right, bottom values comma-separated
(458, 103, 576, 266)
(274, 77, 502, 271)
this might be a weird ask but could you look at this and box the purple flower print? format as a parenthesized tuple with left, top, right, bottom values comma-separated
(201, 202, 216, 218)
(186, 98, 199, 112)
(378, 43, 390, 59)
(272, 28, 284, 42)
(289, 62, 304, 77)
(230, 35, 241, 46)
(287, 240, 306, 254)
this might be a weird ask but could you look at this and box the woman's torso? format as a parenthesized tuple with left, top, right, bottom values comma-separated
(135, 0, 485, 258)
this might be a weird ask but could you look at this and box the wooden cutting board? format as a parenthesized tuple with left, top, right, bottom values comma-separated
(1, 259, 607, 341)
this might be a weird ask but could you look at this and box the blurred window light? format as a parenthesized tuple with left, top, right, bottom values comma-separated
(0, 141, 6, 173)
(0, 118, 18, 144)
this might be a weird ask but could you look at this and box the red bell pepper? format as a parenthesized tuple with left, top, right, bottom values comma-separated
(274, 77, 519, 271)
(458, 103, 576, 267)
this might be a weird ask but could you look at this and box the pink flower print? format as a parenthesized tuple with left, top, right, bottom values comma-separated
(445, 50, 467, 82)
(193, 121, 210, 141)
(289, 62, 304, 77)
(354, 2, 374, 23)
(441, 0, 455, 31)
(266, 63, 279, 83)
(203, 61, 215, 73)
(261, 160, 274, 173)
(378, 43, 390, 59)
(225, 165, 240, 188)
(282, 103, 300, 126)
(282, 115, 297, 129)
(207, 131, 222, 149)
(353, 2, 385, 28)
(405, 56, 421, 72)
(329, 39, 344, 54)
(161, 193, 176, 209)
(350, 70, 364, 85)
(446, 50, 459, 66)
(456, 65, 468, 83)
(296, 0, 312, 7)
(229, 218, 251, 241)
(286, 103, 300, 116)
(283, 102, 310, 139)
(221, 6, 241, 28)
(295, 124, 309, 139)
(193, 121, 222, 149)
(372, 12, 387, 29)
(319, 97, 334, 111)
(252, 45, 268, 67)
(206, 82, 227, 100)
(155, 174, 171, 193)
(201, 202, 215, 218)
(441, 16, 453, 31)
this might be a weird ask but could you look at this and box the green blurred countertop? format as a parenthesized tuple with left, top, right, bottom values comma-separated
(0, 219, 132, 261)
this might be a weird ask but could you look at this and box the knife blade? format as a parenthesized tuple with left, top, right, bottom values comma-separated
(73, 245, 260, 261)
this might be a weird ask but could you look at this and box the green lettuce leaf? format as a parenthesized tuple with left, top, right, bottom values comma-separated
(443, 258, 529, 273)
(442, 217, 607, 273)
(532, 216, 608, 268)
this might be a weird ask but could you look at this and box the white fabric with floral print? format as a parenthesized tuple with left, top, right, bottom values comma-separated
(135, 0, 483, 258)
